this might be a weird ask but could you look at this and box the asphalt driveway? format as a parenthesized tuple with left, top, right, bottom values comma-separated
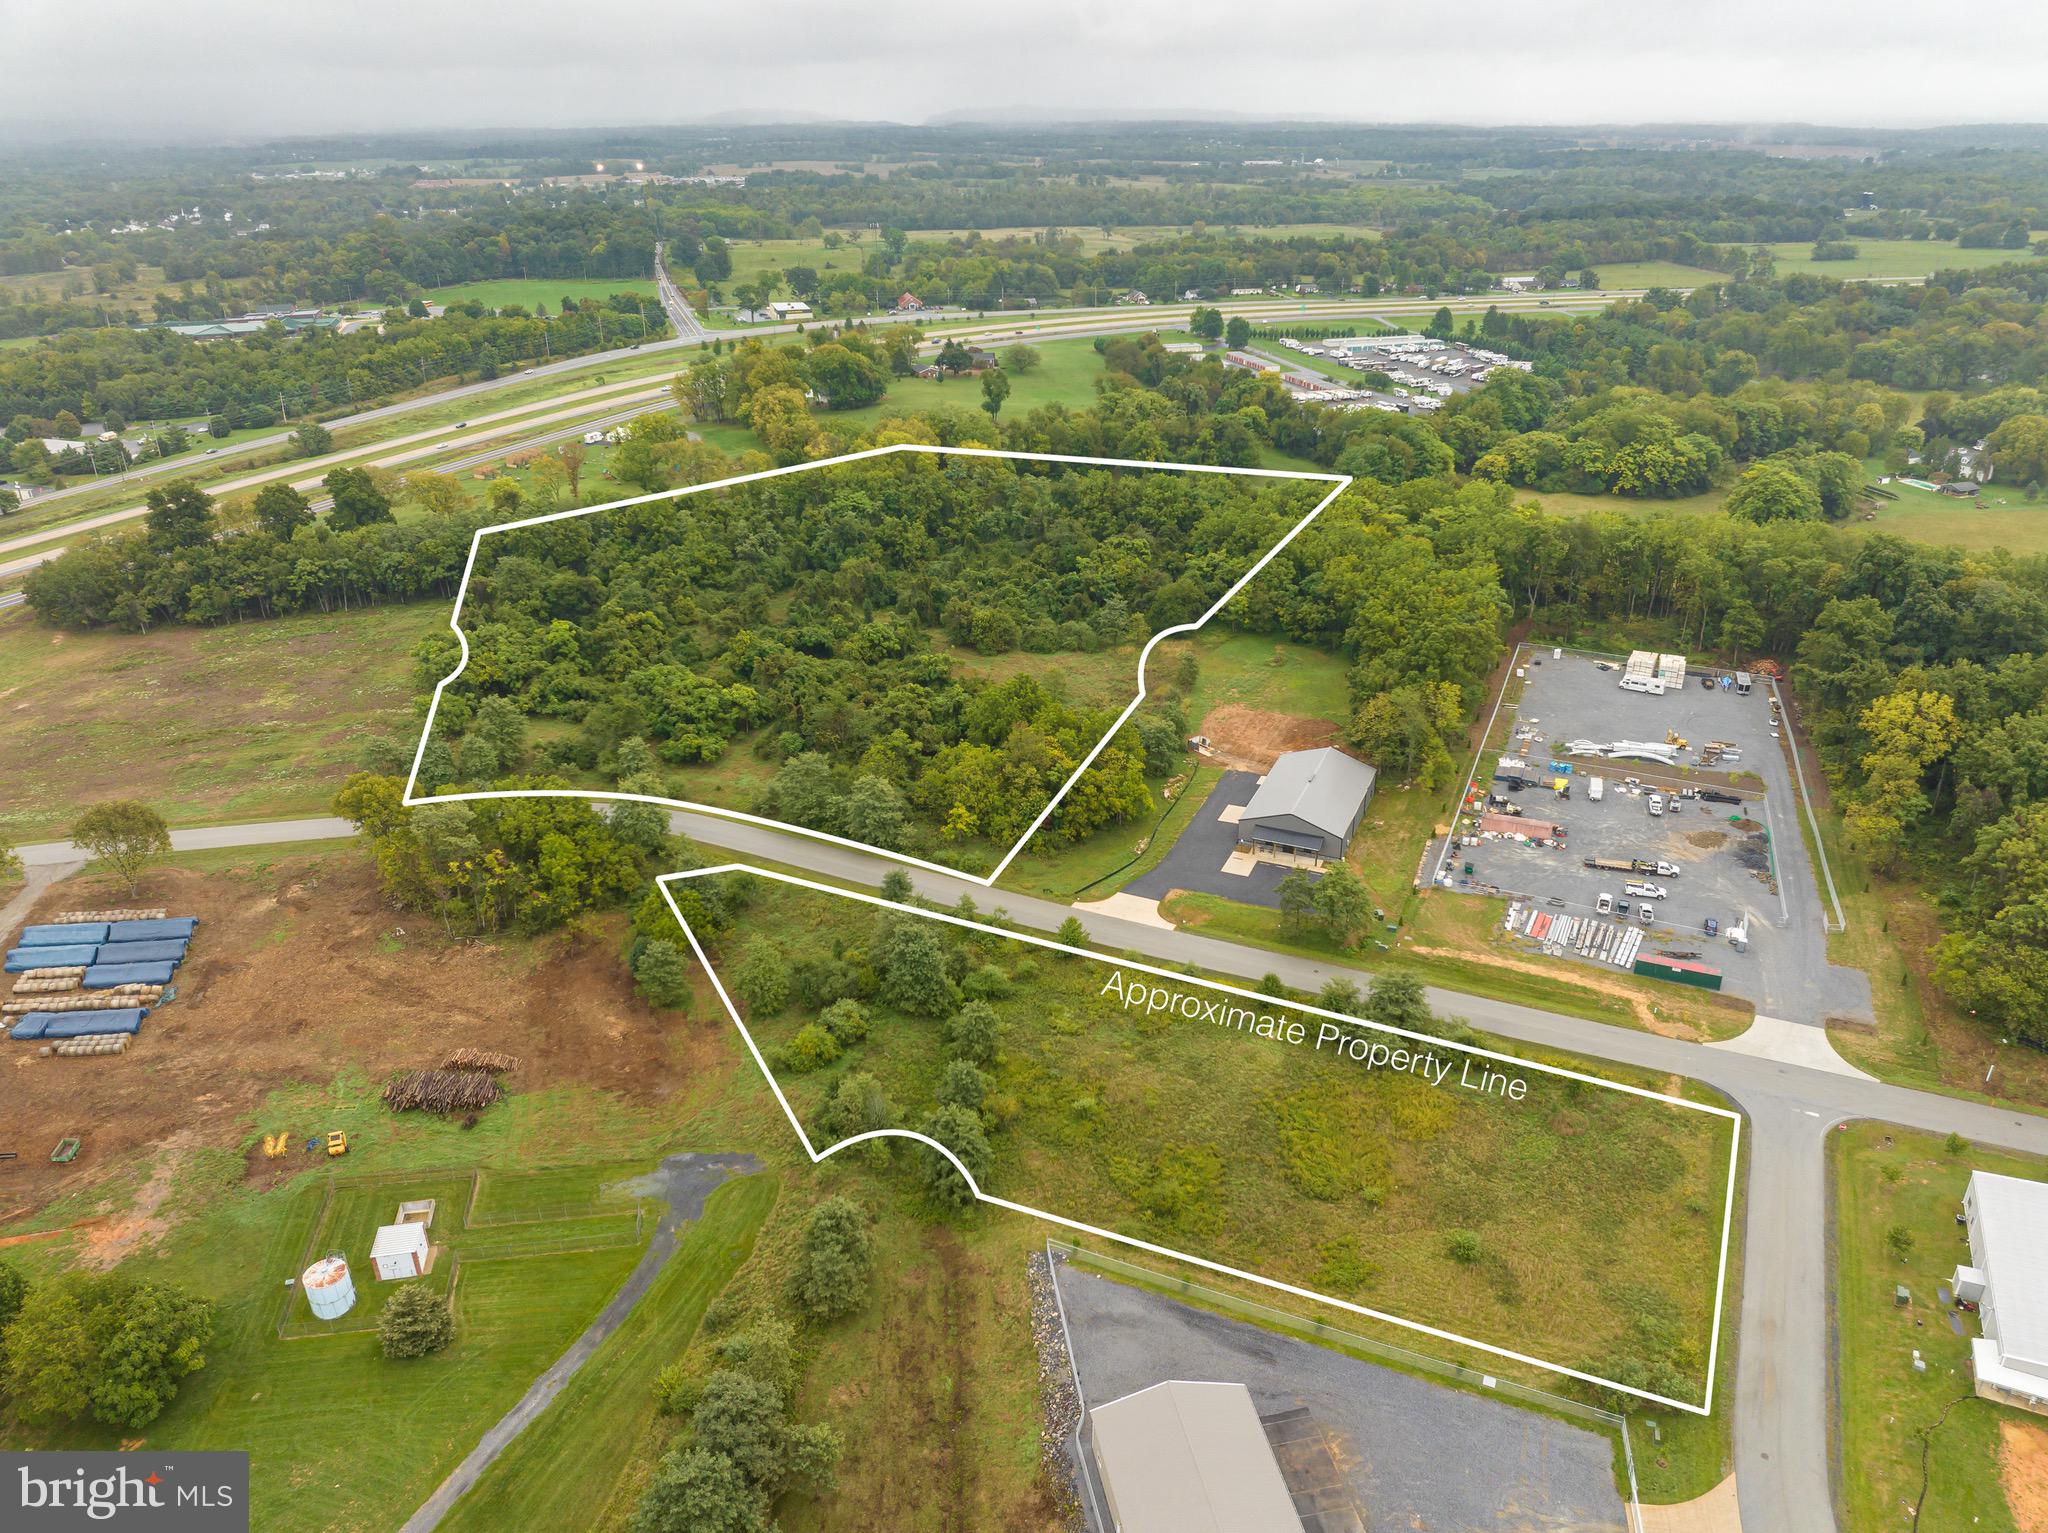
(1127, 769, 1319, 910)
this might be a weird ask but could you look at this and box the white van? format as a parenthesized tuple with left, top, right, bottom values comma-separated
(1648, 794, 1665, 816)
(1588, 776, 1605, 802)
(1596, 892, 1614, 915)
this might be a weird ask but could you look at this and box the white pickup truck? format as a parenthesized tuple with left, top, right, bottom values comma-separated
(1625, 881, 1670, 901)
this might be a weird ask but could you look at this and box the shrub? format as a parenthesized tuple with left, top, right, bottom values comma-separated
(731, 943, 792, 1014)
(818, 999, 869, 1045)
(960, 963, 1011, 1000)
(380, 1284, 455, 1359)
(629, 1446, 769, 1533)
(777, 1023, 841, 1074)
(945, 1001, 1001, 1066)
(937, 1059, 991, 1113)
(790, 1198, 874, 1324)
(917, 1104, 991, 1212)
(632, 939, 694, 1010)
(1447, 1230, 1484, 1265)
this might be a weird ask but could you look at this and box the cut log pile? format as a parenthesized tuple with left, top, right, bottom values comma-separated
(53, 1035, 130, 1057)
(383, 1068, 504, 1114)
(443, 1048, 517, 1074)
(52, 908, 168, 923)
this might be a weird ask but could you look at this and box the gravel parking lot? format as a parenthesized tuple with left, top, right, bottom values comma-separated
(1053, 1259, 1627, 1533)
(1438, 648, 1873, 1025)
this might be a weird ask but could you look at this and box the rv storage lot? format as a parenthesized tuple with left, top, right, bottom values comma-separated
(1439, 648, 1873, 1027)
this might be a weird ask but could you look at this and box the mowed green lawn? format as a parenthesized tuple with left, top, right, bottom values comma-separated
(425, 277, 657, 311)
(1861, 477, 2048, 556)
(438, 1176, 778, 1533)
(1733, 239, 2047, 281)
(3, 1148, 696, 1533)
(1831, 1123, 2041, 1533)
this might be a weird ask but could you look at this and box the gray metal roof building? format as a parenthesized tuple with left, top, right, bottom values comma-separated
(1085, 1380, 1303, 1533)
(1237, 747, 1376, 860)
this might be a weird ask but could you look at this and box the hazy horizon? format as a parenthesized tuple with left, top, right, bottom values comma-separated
(9, 0, 2048, 140)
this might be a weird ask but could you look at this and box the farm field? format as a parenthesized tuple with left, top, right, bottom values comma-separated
(1830, 1123, 2044, 1533)
(1580, 261, 1728, 289)
(1734, 239, 2048, 280)
(808, 334, 1112, 436)
(718, 235, 878, 290)
(0, 600, 440, 840)
(0, 262, 191, 315)
(424, 276, 658, 310)
(700, 871, 1738, 1406)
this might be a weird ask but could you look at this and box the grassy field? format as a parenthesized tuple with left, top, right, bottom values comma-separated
(1860, 476, 2048, 556)
(1735, 239, 2048, 281)
(425, 277, 658, 310)
(0, 262, 190, 315)
(1582, 261, 1730, 290)
(439, 1175, 778, 1533)
(716, 873, 1737, 1406)
(0, 600, 439, 840)
(1830, 1123, 2043, 1533)
(813, 334, 1110, 436)
(1511, 485, 1733, 520)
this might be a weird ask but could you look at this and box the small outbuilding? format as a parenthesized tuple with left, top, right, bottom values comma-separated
(1085, 1380, 1302, 1533)
(1237, 747, 1376, 861)
(370, 1221, 430, 1281)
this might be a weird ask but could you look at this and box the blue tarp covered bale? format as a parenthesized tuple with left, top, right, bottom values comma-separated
(6, 945, 100, 972)
(91, 940, 188, 966)
(106, 918, 198, 942)
(9, 1015, 53, 1041)
(19, 923, 109, 946)
(40, 1009, 144, 1038)
(83, 962, 176, 988)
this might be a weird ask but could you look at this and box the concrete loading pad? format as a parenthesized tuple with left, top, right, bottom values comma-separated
(1436, 648, 1872, 1026)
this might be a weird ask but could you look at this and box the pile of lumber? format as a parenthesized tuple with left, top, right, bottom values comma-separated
(52, 907, 168, 923)
(5, 987, 163, 1015)
(383, 1069, 503, 1114)
(443, 1048, 517, 1074)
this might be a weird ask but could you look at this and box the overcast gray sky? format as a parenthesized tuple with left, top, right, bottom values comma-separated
(7, 0, 2047, 138)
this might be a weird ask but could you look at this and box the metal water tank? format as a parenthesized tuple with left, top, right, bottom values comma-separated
(303, 1254, 356, 1320)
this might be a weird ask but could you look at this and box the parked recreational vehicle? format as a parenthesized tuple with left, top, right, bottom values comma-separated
(1619, 676, 1666, 696)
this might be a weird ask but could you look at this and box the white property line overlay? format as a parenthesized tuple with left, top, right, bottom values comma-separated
(658, 862, 1743, 1417)
(407, 442, 1351, 887)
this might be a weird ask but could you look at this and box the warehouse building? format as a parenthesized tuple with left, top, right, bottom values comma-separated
(1236, 747, 1376, 862)
(1956, 1170, 2048, 1415)
(1085, 1380, 1302, 1533)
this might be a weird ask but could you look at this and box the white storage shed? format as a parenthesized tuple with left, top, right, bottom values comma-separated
(370, 1221, 430, 1281)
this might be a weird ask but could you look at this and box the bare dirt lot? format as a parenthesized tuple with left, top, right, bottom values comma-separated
(1197, 704, 1340, 772)
(2006, 1418, 2048, 1533)
(1, 850, 710, 1227)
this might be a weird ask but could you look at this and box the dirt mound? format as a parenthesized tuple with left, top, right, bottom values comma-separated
(1198, 704, 1342, 773)
(1, 852, 717, 1233)
(1686, 831, 1729, 850)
